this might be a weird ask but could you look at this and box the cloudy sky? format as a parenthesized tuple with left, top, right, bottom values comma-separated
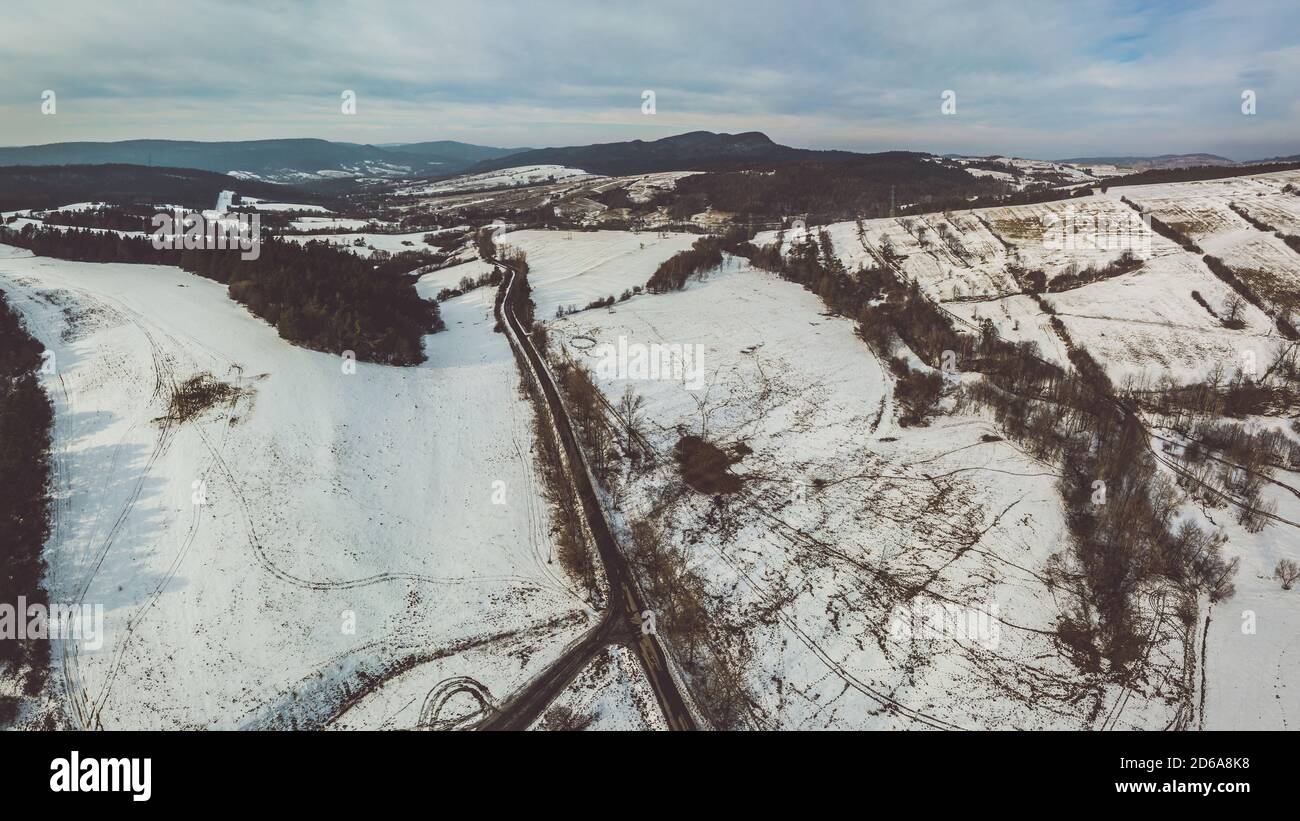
(2, 0, 1298, 160)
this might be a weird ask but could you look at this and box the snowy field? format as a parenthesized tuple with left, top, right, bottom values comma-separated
(280, 226, 465, 257)
(5, 165, 1298, 732)
(493, 228, 699, 320)
(1117, 171, 1300, 241)
(0, 248, 591, 729)
(735, 170, 1300, 729)
(395, 165, 596, 197)
(1180, 456, 1300, 730)
(526, 645, 665, 731)
(534, 258, 1186, 729)
(621, 171, 700, 204)
(1044, 259, 1276, 385)
(949, 156, 1103, 189)
(759, 173, 1300, 386)
(287, 216, 377, 232)
(242, 201, 333, 213)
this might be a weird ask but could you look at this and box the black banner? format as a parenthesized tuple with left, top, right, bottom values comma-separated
(0, 731, 1279, 808)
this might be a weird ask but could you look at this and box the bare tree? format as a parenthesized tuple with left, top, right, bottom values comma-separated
(689, 370, 720, 439)
(1274, 558, 1300, 590)
(1223, 294, 1246, 325)
(615, 386, 648, 465)
(879, 235, 897, 262)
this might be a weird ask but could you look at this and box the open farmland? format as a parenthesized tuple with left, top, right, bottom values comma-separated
(0, 249, 593, 730)
(534, 258, 1189, 729)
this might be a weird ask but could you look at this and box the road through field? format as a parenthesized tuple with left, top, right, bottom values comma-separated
(478, 258, 697, 731)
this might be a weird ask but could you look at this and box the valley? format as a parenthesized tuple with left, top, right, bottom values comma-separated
(2, 139, 1299, 734)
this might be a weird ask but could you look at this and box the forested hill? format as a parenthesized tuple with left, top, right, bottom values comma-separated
(0, 139, 526, 179)
(0, 164, 316, 212)
(654, 152, 1017, 222)
(0, 225, 441, 365)
(467, 131, 865, 176)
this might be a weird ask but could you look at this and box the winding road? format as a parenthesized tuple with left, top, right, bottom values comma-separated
(477, 257, 697, 731)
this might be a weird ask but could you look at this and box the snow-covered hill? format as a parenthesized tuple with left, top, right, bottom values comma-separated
(0, 252, 593, 729)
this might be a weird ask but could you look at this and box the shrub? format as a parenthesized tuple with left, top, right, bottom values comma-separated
(1275, 559, 1300, 590)
(673, 435, 743, 494)
(895, 368, 944, 426)
(0, 695, 19, 727)
(646, 236, 725, 293)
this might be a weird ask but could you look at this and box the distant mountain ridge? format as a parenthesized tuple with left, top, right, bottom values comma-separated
(466, 131, 865, 176)
(8, 136, 1292, 187)
(0, 138, 527, 181)
(1056, 153, 1236, 169)
(0, 164, 313, 212)
(379, 140, 531, 167)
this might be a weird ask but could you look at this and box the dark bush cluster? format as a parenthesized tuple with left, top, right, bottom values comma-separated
(645, 235, 727, 293)
(0, 291, 54, 707)
(1046, 250, 1142, 292)
(1, 224, 444, 364)
(742, 228, 1235, 674)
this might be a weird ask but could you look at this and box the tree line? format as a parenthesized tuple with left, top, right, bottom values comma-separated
(644, 235, 731, 293)
(638, 155, 1103, 225)
(39, 204, 163, 233)
(1120, 198, 1299, 339)
(741, 228, 1235, 675)
(0, 290, 54, 724)
(0, 224, 444, 365)
(1102, 161, 1300, 190)
(0, 163, 303, 212)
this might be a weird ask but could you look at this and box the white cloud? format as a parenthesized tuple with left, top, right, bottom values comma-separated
(0, 0, 1297, 159)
